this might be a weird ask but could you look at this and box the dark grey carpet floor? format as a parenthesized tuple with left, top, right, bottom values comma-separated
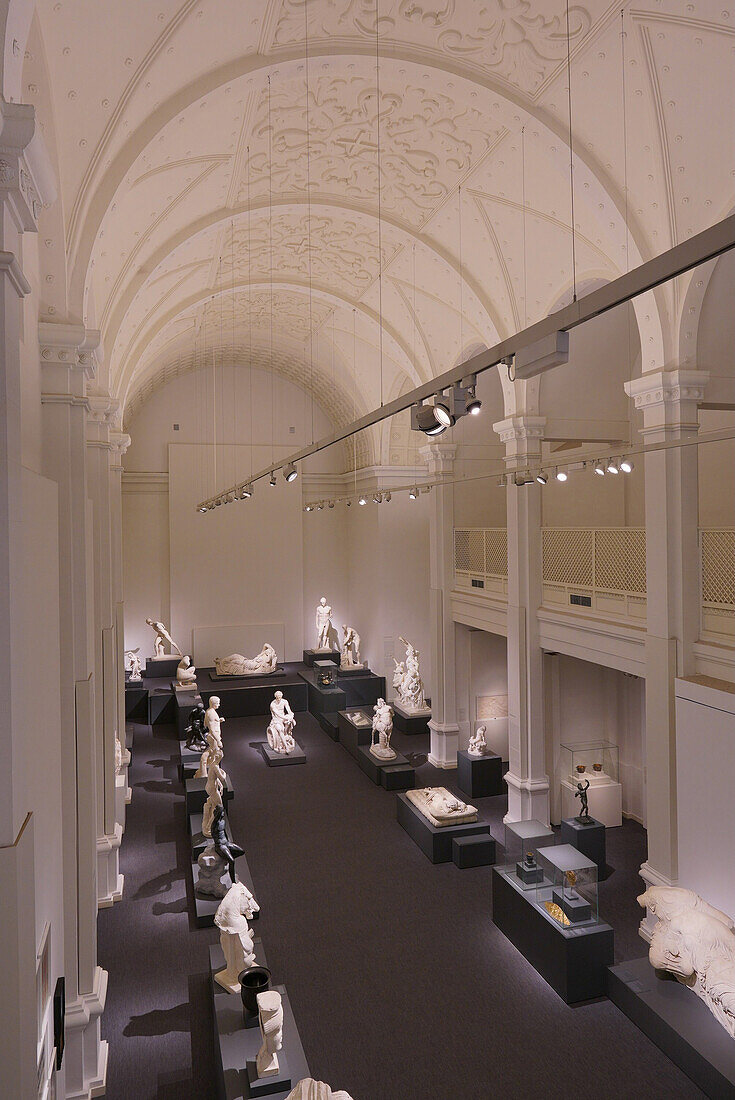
(99, 711, 704, 1100)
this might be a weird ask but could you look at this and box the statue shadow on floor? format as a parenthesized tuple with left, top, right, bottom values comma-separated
(405, 751, 428, 767)
(133, 867, 184, 899)
(124, 1001, 190, 1037)
(135, 778, 176, 794)
(152, 896, 188, 917)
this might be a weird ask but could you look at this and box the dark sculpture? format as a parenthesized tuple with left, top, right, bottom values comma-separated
(524, 852, 535, 867)
(185, 700, 207, 750)
(575, 779, 591, 822)
(211, 803, 244, 885)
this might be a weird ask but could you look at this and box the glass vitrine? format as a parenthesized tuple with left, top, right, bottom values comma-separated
(559, 740, 619, 786)
(535, 844, 598, 928)
(503, 819, 555, 889)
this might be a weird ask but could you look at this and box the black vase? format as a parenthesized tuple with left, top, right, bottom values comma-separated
(239, 966, 271, 1025)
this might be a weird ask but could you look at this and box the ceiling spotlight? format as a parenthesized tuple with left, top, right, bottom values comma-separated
(463, 374, 482, 415)
(317, 501, 324, 510)
(384, 491, 391, 502)
(555, 468, 568, 482)
(241, 484, 252, 498)
(372, 492, 382, 504)
(433, 398, 454, 428)
(328, 500, 335, 509)
(466, 394, 482, 415)
(411, 402, 447, 436)
(358, 495, 367, 506)
(269, 472, 277, 487)
(198, 505, 207, 513)
(536, 472, 548, 485)
(345, 499, 352, 507)
(409, 487, 418, 500)
(607, 459, 620, 474)
(620, 458, 634, 473)
(214, 497, 222, 506)
(283, 462, 298, 483)
(304, 503, 313, 512)
(594, 461, 606, 476)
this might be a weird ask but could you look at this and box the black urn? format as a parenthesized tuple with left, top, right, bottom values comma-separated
(239, 966, 271, 1025)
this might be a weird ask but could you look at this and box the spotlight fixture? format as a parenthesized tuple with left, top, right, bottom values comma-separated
(463, 374, 482, 415)
(536, 472, 548, 485)
(316, 501, 324, 510)
(346, 499, 352, 507)
(409, 487, 418, 500)
(304, 503, 313, 512)
(555, 468, 568, 482)
(384, 491, 392, 502)
(283, 462, 298, 483)
(269, 472, 277, 487)
(198, 505, 207, 513)
(411, 401, 447, 437)
(358, 495, 367, 506)
(432, 397, 454, 428)
(594, 461, 606, 476)
(241, 484, 253, 498)
(607, 459, 620, 474)
(328, 501, 335, 509)
(620, 458, 634, 473)
(372, 492, 382, 504)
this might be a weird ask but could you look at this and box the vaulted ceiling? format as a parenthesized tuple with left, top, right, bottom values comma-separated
(26, 0, 735, 429)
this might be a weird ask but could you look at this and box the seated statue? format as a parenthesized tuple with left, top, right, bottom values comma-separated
(638, 886, 735, 1038)
(175, 654, 197, 689)
(406, 787, 478, 828)
(468, 725, 487, 756)
(285, 1083, 354, 1100)
(266, 691, 296, 754)
(370, 698, 396, 761)
(214, 643, 278, 677)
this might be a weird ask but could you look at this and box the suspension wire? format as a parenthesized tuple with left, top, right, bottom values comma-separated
(230, 217, 236, 482)
(621, 7, 634, 443)
(375, 0, 385, 407)
(565, 0, 578, 302)
(304, 0, 315, 445)
(267, 75, 275, 471)
(458, 184, 464, 355)
(247, 146, 254, 479)
(521, 125, 528, 329)
(353, 308, 357, 493)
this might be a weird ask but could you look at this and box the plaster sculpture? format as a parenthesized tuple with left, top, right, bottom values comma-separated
(114, 737, 130, 776)
(184, 701, 208, 751)
(145, 617, 181, 657)
(194, 697, 227, 781)
(406, 787, 478, 828)
(637, 887, 735, 1039)
(214, 643, 278, 677)
(266, 691, 296, 754)
(256, 990, 284, 1078)
(340, 624, 362, 669)
(213, 881, 260, 993)
(315, 596, 332, 650)
(468, 725, 487, 756)
(370, 698, 396, 761)
(285, 1083, 354, 1100)
(196, 846, 229, 899)
(175, 654, 197, 690)
(393, 637, 427, 712)
(124, 648, 142, 681)
(202, 761, 225, 838)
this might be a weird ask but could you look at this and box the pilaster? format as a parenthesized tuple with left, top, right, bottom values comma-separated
(110, 429, 131, 823)
(493, 416, 550, 824)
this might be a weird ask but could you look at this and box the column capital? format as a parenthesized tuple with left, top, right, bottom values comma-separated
(0, 100, 56, 233)
(624, 369, 709, 436)
(109, 431, 131, 463)
(492, 415, 546, 465)
(40, 323, 100, 405)
(419, 441, 457, 475)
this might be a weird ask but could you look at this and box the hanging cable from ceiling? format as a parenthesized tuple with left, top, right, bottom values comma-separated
(267, 74, 275, 479)
(375, 0, 385, 408)
(521, 125, 528, 330)
(230, 217, 236, 486)
(621, 6, 635, 456)
(564, 0, 578, 303)
(304, 0, 315, 450)
(458, 184, 464, 359)
(247, 145, 254, 485)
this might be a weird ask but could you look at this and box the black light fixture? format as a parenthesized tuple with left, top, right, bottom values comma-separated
(269, 472, 277, 487)
(241, 484, 253, 498)
(372, 491, 382, 503)
(384, 491, 392, 502)
(328, 500, 335, 509)
(304, 503, 313, 512)
(198, 505, 207, 513)
(283, 462, 297, 483)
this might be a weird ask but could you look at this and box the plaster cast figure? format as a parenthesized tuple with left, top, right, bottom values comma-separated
(214, 643, 278, 677)
(194, 699, 227, 781)
(468, 725, 487, 756)
(211, 803, 244, 886)
(285, 1083, 354, 1100)
(266, 691, 296, 754)
(114, 737, 130, 776)
(637, 886, 735, 1039)
(196, 847, 229, 899)
(202, 761, 225, 838)
(256, 990, 284, 1078)
(175, 654, 197, 689)
(145, 617, 181, 657)
(184, 701, 208, 751)
(124, 648, 142, 681)
(393, 637, 426, 712)
(340, 624, 362, 669)
(575, 779, 591, 821)
(213, 881, 260, 993)
(370, 698, 396, 761)
(315, 596, 332, 650)
(407, 787, 478, 828)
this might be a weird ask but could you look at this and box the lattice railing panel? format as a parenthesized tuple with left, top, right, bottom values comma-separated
(454, 529, 471, 573)
(701, 529, 735, 606)
(595, 529, 646, 594)
(542, 529, 594, 586)
(485, 529, 508, 577)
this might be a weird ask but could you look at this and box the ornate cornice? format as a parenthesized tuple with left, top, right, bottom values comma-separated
(624, 370, 709, 436)
(492, 416, 546, 465)
(0, 100, 56, 233)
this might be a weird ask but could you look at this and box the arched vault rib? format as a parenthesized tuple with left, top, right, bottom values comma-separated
(68, 45, 654, 323)
(115, 278, 425, 411)
(103, 196, 506, 372)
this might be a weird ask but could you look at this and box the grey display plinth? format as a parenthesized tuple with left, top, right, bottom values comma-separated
(608, 956, 735, 1099)
(396, 793, 490, 864)
(209, 667, 286, 682)
(144, 656, 180, 678)
(453, 834, 496, 868)
(356, 745, 409, 786)
(318, 712, 340, 740)
(560, 816, 606, 870)
(179, 741, 203, 781)
(299, 667, 346, 717)
(337, 665, 373, 678)
(259, 742, 306, 767)
(303, 648, 340, 668)
(124, 683, 148, 722)
(381, 763, 416, 791)
(392, 702, 431, 736)
(185, 776, 234, 814)
(337, 710, 373, 757)
(492, 867, 614, 1003)
(457, 750, 504, 798)
(148, 689, 175, 726)
(189, 851, 258, 928)
(210, 946, 309, 1100)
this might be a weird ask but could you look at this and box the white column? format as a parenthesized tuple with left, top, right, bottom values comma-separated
(420, 443, 460, 768)
(493, 416, 550, 824)
(624, 369, 707, 931)
(40, 324, 108, 1099)
(87, 391, 124, 907)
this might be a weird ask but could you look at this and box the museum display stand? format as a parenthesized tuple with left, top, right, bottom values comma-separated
(456, 749, 504, 798)
(259, 742, 306, 767)
(173, 667, 309, 736)
(559, 741, 622, 828)
(396, 793, 491, 864)
(143, 655, 180, 678)
(302, 648, 340, 668)
(299, 666, 385, 724)
(179, 740, 203, 781)
(492, 835, 614, 1002)
(124, 676, 148, 722)
(186, 813, 259, 929)
(210, 945, 310, 1100)
(148, 686, 176, 726)
(185, 775, 235, 814)
(392, 701, 431, 736)
(337, 710, 416, 791)
(607, 957, 735, 1098)
(560, 816, 606, 871)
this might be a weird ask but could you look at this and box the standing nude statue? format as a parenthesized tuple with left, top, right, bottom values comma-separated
(340, 625, 362, 669)
(145, 618, 182, 657)
(575, 779, 591, 821)
(315, 596, 332, 650)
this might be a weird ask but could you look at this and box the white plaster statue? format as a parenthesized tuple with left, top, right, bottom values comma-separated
(175, 654, 197, 690)
(266, 691, 296, 754)
(213, 881, 260, 993)
(340, 624, 362, 669)
(315, 596, 332, 651)
(114, 736, 130, 776)
(194, 697, 227, 781)
(145, 617, 181, 658)
(202, 761, 225, 837)
(370, 698, 396, 761)
(256, 990, 284, 1079)
(214, 643, 278, 677)
(285, 1083, 354, 1100)
(393, 637, 427, 713)
(638, 886, 735, 1039)
(124, 648, 142, 681)
(407, 787, 478, 828)
(196, 846, 228, 899)
(468, 725, 487, 757)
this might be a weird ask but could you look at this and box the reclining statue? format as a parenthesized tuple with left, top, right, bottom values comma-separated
(214, 643, 278, 677)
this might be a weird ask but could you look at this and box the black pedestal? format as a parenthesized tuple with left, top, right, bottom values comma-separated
(189, 851, 258, 928)
(179, 741, 204, 781)
(185, 776, 234, 814)
(457, 750, 504, 798)
(337, 665, 373, 678)
(396, 794, 490, 864)
(491, 867, 614, 1003)
(124, 684, 148, 722)
(356, 745, 409, 785)
(177, 666, 308, 723)
(453, 833, 496, 868)
(144, 656, 180, 678)
(302, 648, 340, 667)
(337, 711, 373, 757)
(392, 705, 431, 736)
(259, 742, 306, 767)
(608, 956, 735, 1099)
(318, 712, 340, 740)
(381, 763, 416, 791)
(560, 816, 606, 871)
(148, 689, 175, 725)
(300, 668, 346, 717)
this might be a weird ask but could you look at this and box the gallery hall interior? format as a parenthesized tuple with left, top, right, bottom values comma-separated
(1, 1, 734, 1098)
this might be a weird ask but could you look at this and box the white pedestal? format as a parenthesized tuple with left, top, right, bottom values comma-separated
(561, 778, 622, 828)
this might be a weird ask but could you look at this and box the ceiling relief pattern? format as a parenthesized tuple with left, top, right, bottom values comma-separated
(271, 0, 592, 97)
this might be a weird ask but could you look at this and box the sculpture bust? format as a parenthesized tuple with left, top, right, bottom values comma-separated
(213, 881, 260, 993)
(176, 654, 197, 689)
(468, 725, 487, 756)
(267, 691, 296, 754)
(256, 990, 284, 1079)
(340, 624, 362, 669)
(370, 698, 396, 761)
(145, 617, 181, 657)
(315, 596, 332, 650)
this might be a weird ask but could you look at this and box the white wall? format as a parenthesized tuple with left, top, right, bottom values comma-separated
(466, 629, 508, 756)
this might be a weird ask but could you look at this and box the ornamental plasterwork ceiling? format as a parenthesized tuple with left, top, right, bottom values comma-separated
(27, 0, 735, 440)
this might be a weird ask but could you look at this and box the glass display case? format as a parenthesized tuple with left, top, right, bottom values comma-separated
(503, 819, 555, 889)
(535, 844, 598, 928)
(559, 740, 619, 787)
(345, 709, 371, 729)
(314, 661, 338, 688)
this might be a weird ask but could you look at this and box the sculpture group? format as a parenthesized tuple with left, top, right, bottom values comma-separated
(267, 691, 297, 755)
(370, 698, 395, 760)
(393, 637, 427, 713)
